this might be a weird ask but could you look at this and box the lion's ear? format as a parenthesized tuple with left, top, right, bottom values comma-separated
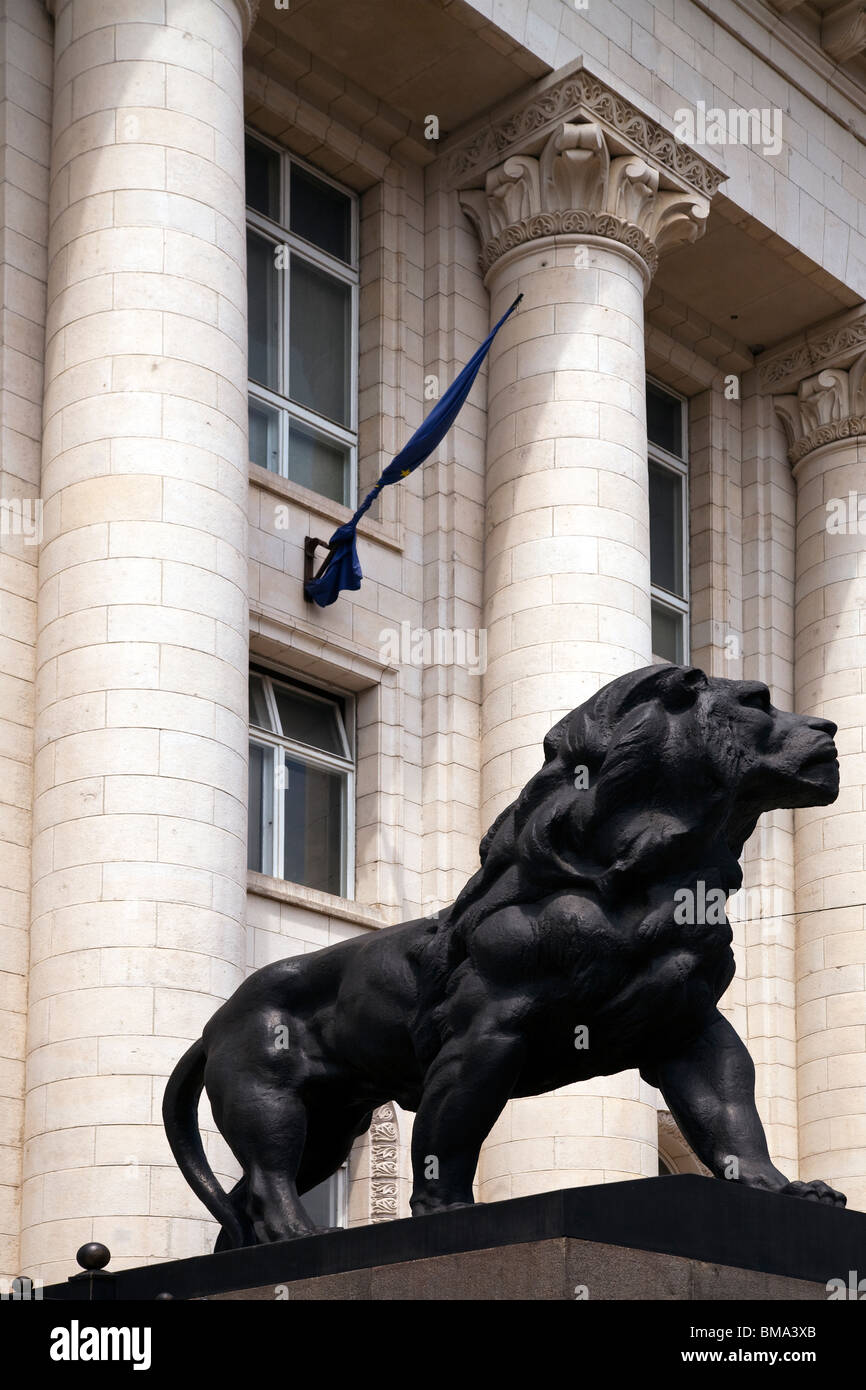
(658, 664, 707, 711)
(542, 716, 568, 762)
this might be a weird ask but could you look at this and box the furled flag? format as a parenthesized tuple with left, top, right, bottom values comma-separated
(304, 293, 523, 607)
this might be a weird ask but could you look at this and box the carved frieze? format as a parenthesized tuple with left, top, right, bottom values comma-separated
(370, 1101, 400, 1223)
(758, 312, 866, 393)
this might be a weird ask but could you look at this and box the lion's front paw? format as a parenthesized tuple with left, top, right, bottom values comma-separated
(779, 1179, 846, 1207)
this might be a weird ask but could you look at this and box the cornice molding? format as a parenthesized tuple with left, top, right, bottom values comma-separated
(769, 0, 866, 64)
(444, 62, 726, 202)
(46, 0, 260, 42)
(822, 0, 866, 64)
(458, 120, 709, 280)
(706, 0, 866, 126)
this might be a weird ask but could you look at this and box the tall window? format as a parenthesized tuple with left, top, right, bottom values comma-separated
(248, 667, 354, 897)
(245, 132, 358, 506)
(647, 380, 689, 664)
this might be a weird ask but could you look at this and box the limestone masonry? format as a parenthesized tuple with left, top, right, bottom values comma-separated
(0, 0, 864, 1283)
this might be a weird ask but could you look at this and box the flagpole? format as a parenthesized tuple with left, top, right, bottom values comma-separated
(301, 292, 523, 606)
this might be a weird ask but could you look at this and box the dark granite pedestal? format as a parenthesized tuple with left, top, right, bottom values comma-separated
(42, 1175, 866, 1301)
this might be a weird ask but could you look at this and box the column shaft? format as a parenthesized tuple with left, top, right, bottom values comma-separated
(454, 106, 718, 1197)
(793, 441, 866, 1209)
(476, 235, 657, 1198)
(24, 0, 251, 1280)
(481, 237, 652, 824)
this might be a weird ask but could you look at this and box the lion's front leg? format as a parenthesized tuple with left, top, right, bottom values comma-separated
(648, 1009, 846, 1207)
(410, 1010, 526, 1217)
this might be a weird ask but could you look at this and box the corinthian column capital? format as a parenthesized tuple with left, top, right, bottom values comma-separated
(774, 353, 866, 466)
(448, 64, 722, 282)
(459, 120, 710, 278)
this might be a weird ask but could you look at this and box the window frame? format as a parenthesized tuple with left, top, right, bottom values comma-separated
(245, 129, 360, 507)
(646, 377, 690, 664)
(301, 1162, 349, 1228)
(248, 664, 355, 899)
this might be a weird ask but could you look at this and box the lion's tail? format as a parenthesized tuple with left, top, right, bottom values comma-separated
(162, 1039, 247, 1249)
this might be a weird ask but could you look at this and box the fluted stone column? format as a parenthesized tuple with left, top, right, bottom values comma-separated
(24, 0, 258, 1281)
(775, 365, 866, 1212)
(457, 119, 712, 1199)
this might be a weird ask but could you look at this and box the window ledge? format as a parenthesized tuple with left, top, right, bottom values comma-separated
(249, 463, 402, 552)
(247, 870, 391, 930)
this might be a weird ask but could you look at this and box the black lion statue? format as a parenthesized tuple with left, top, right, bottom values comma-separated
(164, 663, 845, 1248)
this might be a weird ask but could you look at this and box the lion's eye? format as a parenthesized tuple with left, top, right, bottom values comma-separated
(742, 691, 771, 713)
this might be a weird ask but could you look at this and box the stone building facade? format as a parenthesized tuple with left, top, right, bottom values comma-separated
(0, 0, 864, 1283)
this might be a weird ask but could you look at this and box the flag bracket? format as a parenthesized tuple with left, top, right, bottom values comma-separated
(303, 536, 333, 598)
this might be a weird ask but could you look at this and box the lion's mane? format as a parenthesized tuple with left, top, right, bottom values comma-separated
(414, 664, 762, 990)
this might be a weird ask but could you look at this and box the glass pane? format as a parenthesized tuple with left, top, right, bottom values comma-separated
(652, 602, 684, 664)
(248, 741, 274, 875)
(288, 418, 349, 504)
(647, 382, 683, 457)
(290, 164, 352, 263)
(283, 760, 344, 894)
(649, 462, 684, 597)
(247, 230, 279, 391)
(273, 683, 345, 755)
(245, 136, 280, 221)
(289, 257, 350, 426)
(249, 397, 281, 474)
(300, 1173, 343, 1228)
(249, 674, 273, 730)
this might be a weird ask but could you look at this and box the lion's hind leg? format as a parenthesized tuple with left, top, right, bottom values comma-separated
(205, 1041, 318, 1244)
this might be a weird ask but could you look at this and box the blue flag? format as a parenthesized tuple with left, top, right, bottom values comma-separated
(304, 293, 523, 607)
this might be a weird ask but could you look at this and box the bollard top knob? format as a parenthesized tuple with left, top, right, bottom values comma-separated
(76, 1242, 111, 1271)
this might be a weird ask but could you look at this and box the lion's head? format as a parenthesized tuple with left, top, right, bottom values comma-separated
(442, 664, 838, 942)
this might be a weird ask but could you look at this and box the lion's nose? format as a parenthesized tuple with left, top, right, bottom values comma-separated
(807, 715, 837, 739)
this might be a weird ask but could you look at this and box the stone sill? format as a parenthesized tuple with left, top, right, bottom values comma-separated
(249, 463, 402, 552)
(247, 870, 390, 930)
